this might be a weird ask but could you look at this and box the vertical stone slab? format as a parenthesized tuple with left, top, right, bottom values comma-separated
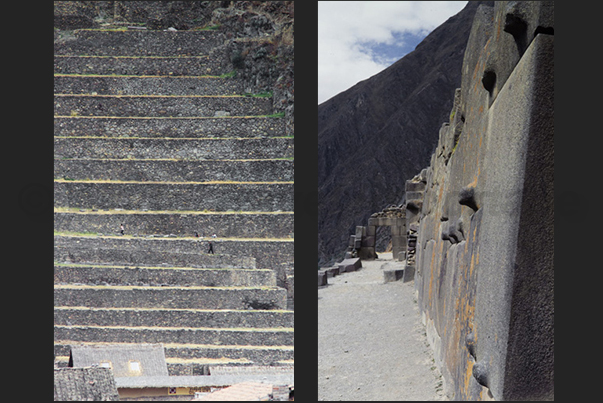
(474, 34, 554, 401)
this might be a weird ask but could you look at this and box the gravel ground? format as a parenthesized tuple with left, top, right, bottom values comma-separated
(318, 253, 447, 401)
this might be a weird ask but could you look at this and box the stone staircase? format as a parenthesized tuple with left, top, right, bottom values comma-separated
(54, 27, 293, 376)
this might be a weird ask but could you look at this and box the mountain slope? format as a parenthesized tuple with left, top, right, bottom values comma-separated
(318, 1, 490, 266)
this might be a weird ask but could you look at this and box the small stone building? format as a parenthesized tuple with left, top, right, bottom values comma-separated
(69, 343, 169, 378)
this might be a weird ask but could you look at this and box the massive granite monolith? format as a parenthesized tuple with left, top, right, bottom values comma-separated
(410, 2, 553, 400)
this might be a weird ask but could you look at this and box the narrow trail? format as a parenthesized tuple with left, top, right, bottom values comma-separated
(318, 253, 447, 401)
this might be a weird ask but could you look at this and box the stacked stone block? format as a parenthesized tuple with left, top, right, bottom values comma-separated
(404, 174, 426, 282)
(54, 26, 293, 375)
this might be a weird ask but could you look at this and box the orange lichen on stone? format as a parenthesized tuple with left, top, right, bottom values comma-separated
(464, 358, 475, 397)
(428, 241, 438, 305)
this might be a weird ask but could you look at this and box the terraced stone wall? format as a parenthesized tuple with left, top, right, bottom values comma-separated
(54, 9, 294, 377)
(409, 2, 553, 400)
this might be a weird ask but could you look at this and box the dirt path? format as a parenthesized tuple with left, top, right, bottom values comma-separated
(317, 253, 447, 401)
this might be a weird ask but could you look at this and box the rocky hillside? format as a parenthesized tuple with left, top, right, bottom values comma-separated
(317, 1, 489, 266)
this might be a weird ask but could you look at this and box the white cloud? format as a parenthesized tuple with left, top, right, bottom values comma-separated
(318, 1, 468, 104)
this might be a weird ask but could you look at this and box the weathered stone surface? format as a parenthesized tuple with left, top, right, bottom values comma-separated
(54, 137, 294, 161)
(337, 258, 362, 273)
(54, 116, 286, 138)
(318, 270, 328, 287)
(54, 307, 293, 329)
(54, 211, 293, 239)
(54, 285, 287, 310)
(54, 94, 272, 117)
(54, 323, 293, 346)
(357, 246, 377, 260)
(54, 264, 275, 288)
(402, 264, 415, 283)
(412, 4, 553, 400)
(382, 265, 404, 283)
(55, 30, 226, 57)
(54, 181, 294, 212)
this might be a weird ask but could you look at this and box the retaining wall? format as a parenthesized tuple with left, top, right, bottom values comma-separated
(53, 137, 293, 160)
(410, 2, 553, 400)
(54, 54, 228, 76)
(54, 324, 292, 346)
(54, 286, 287, 311)
(55, 75, 245, 96)
(54, 236, 294, 285)
(54, 94, 272, 117)
(54, 211, 293, 238)
(54, 307, 294, 329)
(54, 30, 226, 56)
(54, 116, 286, 138)
(54, 181, 294, 211)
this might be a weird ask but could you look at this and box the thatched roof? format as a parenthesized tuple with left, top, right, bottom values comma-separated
(69, 343, 168, 378)
(54, 367, 119, 401)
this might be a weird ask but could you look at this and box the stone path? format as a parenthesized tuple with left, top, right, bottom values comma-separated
(318, 253, 447, 401)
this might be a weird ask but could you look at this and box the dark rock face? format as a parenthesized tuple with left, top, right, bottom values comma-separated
(317, 2, 489, 266)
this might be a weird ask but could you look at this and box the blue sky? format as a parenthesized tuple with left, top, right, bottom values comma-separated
(318, 1, 468, 104)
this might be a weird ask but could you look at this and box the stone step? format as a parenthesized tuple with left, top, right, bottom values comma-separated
(53, 323, 293, 346)
(54, 307, 294, 329)
(54, 29, 225, 57)
(54, 74, 245, 96)
(54, 341, 294, 366)
(54, 284, 288, 310)
(54, 210, 293, 239)
(55, 158, 293, 184)
(53, 137, 294, 160)
(54, 94, 272, 117)
(54, 246, 255, 270)
(54, 180, 294, 211)
(54, 116, 286, 138)
(54, 54, 228, 76)
(53, 236, 294, 276)
(54, 263, 276, 288)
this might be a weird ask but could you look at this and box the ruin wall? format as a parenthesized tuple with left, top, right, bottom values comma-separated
(409, 2, 553, 400)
